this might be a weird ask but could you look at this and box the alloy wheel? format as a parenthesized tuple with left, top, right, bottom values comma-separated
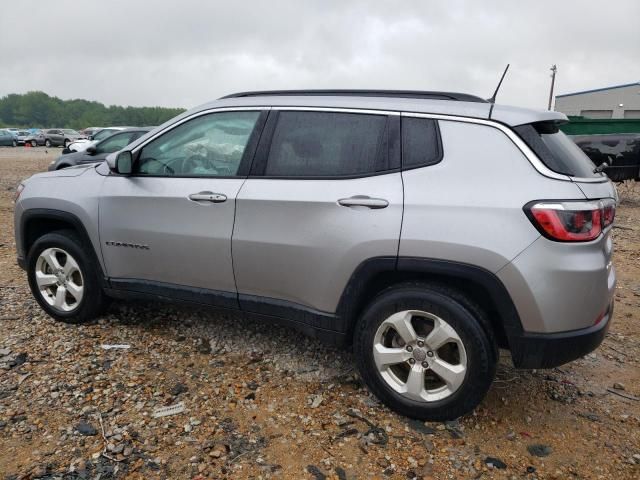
(34, 247, 84, 312)
(373, 310, 467, 402)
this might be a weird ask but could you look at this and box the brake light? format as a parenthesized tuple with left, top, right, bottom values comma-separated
(14, 183, 25, 202)
(602, 202, 616, 227)
(525, 199, 616, 242)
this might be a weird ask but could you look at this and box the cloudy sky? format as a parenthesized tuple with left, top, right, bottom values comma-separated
(1, 0, 638, 110)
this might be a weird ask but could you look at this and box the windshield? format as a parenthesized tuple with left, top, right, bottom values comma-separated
(514, 122, 599, 178)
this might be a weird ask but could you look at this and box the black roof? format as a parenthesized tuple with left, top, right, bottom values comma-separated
(220, 89, 488, 103)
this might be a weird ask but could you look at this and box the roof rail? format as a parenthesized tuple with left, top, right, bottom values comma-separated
(220, 89, 488, 103)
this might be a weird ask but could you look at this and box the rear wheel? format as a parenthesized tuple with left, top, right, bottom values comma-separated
(353, 283, 497, 420)
(26, 230, 108, 324)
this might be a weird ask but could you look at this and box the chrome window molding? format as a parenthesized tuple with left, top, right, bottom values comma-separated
(131, 104, 608, 184)
(402, 112, 607, 184)
(131, 106, 271, 153)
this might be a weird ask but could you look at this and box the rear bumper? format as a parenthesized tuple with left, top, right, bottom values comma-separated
(509, 299, 613, 369)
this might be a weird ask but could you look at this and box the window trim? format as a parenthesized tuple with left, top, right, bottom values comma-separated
(248, 108, 401, 180)
(400, 116, 444, 171)
(126, 109, 268, 179)
(401, 111, 606, 183)
(115, 104, 606, 184)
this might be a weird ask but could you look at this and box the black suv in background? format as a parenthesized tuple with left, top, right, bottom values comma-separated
(573, 133, 640, 182)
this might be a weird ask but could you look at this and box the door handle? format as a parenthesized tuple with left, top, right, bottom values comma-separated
(337, 195, 389, 209)
(188, 191, 227, 203)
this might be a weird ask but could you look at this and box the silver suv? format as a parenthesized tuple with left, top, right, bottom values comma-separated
(13, 90, 617, 420)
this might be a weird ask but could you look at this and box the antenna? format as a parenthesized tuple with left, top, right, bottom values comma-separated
(488, 64, 510, 119)
(488, 64, 510, 103)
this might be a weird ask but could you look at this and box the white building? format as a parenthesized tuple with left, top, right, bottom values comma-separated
(555, 82, 640, 119)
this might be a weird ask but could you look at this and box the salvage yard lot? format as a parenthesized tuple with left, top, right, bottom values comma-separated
(0, 148, 639, 479)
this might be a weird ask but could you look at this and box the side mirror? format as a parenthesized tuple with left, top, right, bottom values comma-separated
(107, 151, 133, 174)
(86, 145, 97, 155)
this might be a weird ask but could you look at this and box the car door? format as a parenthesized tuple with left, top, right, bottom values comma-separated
(99, 109, 266, 307)
(233, 109, 404, 315)
(0, 131, 10, 146)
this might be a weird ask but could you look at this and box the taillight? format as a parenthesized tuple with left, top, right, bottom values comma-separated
(14, 183, 25, 202)
(525, 199, 616, 242)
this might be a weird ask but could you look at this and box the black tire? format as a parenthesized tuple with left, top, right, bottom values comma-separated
(26, 230, 108, 324)
(30, 140, 37, 147)
(44, 139, 51, 147)
(353, 282, 497, 421)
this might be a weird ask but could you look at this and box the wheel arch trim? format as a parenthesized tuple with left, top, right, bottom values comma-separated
(337, 256, 524, 344)
(20, 208, 106, 282)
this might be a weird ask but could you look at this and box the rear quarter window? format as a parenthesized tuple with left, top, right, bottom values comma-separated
(514, 122, 598, 178)
(401, 116, 442, 168)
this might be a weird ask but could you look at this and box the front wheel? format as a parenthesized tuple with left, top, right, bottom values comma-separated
(353, 283, 497, 421)
(44, 139, 51, 147)
(26, 230, 108, 324)
(12, 140, 17, 147)
(30, 140, 37, 147)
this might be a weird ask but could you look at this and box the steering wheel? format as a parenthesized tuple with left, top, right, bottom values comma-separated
(183, 154, 218, 174)
(140, 157, 175, 175)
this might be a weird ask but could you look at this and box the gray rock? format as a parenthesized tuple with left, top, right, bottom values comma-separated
(613, 382, 626, 391)
(76, 421, 97, 436)
(307, 465, 326, 480)
(527, 444, 553, 457)
(407, 419, 436, 435)
(484, 457, 507, 469)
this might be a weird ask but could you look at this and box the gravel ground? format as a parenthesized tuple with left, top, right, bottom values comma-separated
(1, 147, 639, 479)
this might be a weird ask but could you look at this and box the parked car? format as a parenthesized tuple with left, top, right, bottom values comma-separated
(0, 129, 17, 146)
(23, 130, 43, 147)
(13, 89, 617, 420)
(50, 127, 152, 170)
(13, 130, 31, 146)
(80, 127, 102, 137)
(27, 129, 86, 148)
(66, 127, 130, 153)
(572, 133, 640, 182)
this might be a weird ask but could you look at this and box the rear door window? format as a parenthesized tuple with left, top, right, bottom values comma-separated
(262, 111, 391, 177)
(514, 122, 599, 178)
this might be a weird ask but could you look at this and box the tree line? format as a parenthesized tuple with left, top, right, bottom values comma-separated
(0, 91, 186, 129)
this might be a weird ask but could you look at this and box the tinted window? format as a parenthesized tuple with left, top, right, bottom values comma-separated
(401, 117, 441, 168)
(514, 122, 598, 177)
(264, 111, 389, 177)
(95, 132, 135, 154)
(93, 129, 117, 141)
(136, 111, 260, 177)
